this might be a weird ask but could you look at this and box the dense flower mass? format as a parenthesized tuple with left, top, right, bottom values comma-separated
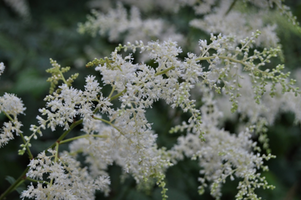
(1, 0, 301, 200)
(19, 33, 297, 199)
(0, 92, 26, 147)
(78, 2, 184, 44)
(21, 150, 111, 199)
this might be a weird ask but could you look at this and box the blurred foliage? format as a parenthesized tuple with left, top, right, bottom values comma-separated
(0, 0, 301, 200)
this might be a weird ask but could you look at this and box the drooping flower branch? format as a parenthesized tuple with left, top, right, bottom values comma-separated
(1, 0, 301, 200)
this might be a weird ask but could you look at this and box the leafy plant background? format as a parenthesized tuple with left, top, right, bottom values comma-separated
(0, 0, 301, 199)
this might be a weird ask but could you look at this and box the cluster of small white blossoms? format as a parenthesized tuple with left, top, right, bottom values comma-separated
(188, 30, 300, 152)
(0, 93, 26, 146)
(2, 1, 301, 200)
(216, 71, 301, 126)
(0, 63, 26, 147)
(120, 31, 298, 198)
(21, 149, 111, 199)
(168, 84, 275, 199)
(190, 0, 280, 47)
(81, 0, 298, 53)
(22, 53, 174, 198)
(78, 2, 184, 44)
(17, 27, 300, 199)
(29, 70, 115, 141)
(191, 0, 301, 41)
(68, 116, 170, 183)
(18, 74, 117, 199)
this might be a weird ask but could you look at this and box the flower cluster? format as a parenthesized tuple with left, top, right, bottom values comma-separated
(0, 91, 26, 147)
(1, 0, 301, 200)
(169, 84, 276, 199)
(82, 0, 299, 51)
(21, 150, 111, 199)
(78, 2, 184, 44)
(2, 32, 300, 200)
(190, 0, 280, 47)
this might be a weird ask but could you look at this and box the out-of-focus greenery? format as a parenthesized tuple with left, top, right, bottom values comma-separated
(0, 0, 301, 199)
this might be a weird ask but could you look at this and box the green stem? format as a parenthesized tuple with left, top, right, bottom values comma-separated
(2, 111, 13, 121)
(54, 142, 59, 163)
(19, 132, 33, 160)
(0, 166, 29, 200)
(197, 55, 247, 65)
(196, 55, 265, 75)
(26, 177, 48, 184)
(92, 88, 127, 115)
(155, 66, 175, 76)
(108, 85, 116, 100)
(224, 0, 238, 16)
(109, 88, 127, 101)
(60, 134, 108, 145)
(59, 71, 68, 85)
(92, 116, 123, 134)
(48, 119, 83, 150)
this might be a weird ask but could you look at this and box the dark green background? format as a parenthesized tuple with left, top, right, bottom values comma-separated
(0, 0, 301, 199)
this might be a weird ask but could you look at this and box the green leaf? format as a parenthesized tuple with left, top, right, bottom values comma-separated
(5, 176, 26, 194)
(5, 176, 16, 185)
